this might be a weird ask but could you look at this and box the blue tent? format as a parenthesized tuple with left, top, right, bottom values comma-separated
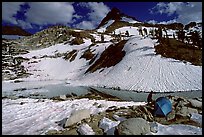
(154, 97, 172, 117)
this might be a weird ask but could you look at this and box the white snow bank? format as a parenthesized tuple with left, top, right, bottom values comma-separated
(121, 17, 140, 23)
(115, 26, 140, 36)
(152, 122, 202, 135)
(2, 98, 145, 135)
(97, 20, 114, 33)
(74, 36, 202, 92)
(190, 113, 202, 126)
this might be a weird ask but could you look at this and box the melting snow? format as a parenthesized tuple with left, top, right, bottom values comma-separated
(121, 17, 140, 23)
(97, 20, 115, 33)
(152, 122, 202, 135)
(2, 98, 145, 135)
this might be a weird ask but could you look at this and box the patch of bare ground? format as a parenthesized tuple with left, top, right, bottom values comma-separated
(155, 38, 202, 66)
(85, 40, 127, 73)
(80, 48, 95, 60)
(63, 50, 77, 62)
(105, 21, 132, 33)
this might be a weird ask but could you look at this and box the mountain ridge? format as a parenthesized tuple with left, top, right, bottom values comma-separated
(2, 25, 32, 36)
(97, 7, 141, 29)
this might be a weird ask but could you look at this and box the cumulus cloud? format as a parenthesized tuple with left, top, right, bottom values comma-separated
(147, 20, 157, 24)
(2, 2, 24, 24)
(147, 19, 177, 24)
(25, 2, 75, 25)
(17, 20, 33, 29)
(75, 21, 95, 30)
(150, 2, 202, 24)
(76, 2, 110, 29)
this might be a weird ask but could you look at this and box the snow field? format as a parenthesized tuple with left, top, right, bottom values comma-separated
(2, 98, 145, 135)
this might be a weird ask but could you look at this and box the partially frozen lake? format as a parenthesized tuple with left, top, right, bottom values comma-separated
(2, 81, 202, 101)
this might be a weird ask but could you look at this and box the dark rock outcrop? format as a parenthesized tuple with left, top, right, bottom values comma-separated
(97, 7, 140, 29)
(2, 25, 32, 36)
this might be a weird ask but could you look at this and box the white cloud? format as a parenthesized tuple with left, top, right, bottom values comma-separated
(85, 2, 110, 23)
(147, 19, 177, 25)
(2, 2, 25, 24)
(75, 21, 95, 30)
(150, 2, 202, 24)
(151, 2, 184, 16)
(158, 19, 177, 24)
(76, 2, 110, 29)
(17, 20, 33, 29)
(73, 14, 83, 19)
(25, 2, 75, 25)
(147, 20, 157, 24)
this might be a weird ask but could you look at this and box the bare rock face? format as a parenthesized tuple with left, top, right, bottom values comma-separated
(188, 99, 202, 109)
(64, 109, 91, 127)
(116, 118, 150, 135)
(97, 7, 140, 29)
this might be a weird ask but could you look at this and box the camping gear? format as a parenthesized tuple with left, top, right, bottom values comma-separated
(154, 97, 172, 117)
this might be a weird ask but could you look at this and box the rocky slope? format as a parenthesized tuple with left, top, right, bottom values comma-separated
(45, 92, 202, 135)
(2, 25, 32, 36)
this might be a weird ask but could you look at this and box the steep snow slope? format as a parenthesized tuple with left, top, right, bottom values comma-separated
(71, 35, 202, 92)
(97, 20, 115, 33)
(14, 26, 202, 92)
(121, 17, 140, 23)
(17, 37, 113, 81)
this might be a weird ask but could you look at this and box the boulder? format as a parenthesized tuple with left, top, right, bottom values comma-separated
(176, 98, 190, 108)
(59, 95, 67, 100)
(190, 113, 202, 126)
(188, 99, 202, 109)
(176, 106, 198, 117)
(46, 129, 60, 135)
(99, 117, 120, 133)
(64, 109, 91, 127)
(166, 110, 175, 120)
(116, 118, 150, 135)
(149, 122, 158, 133)
(77, 123, 95, 135)
(61, 128, 78, 135)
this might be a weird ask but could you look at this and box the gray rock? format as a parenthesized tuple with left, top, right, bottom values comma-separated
(132, 105, 138, 110)
(77, 123, 95, 135)
(166, 110, 175, 120)
(46, 129, 59, 135)
(98, 104, 106, 108)
(176, 106, 198, 117)
(116, 118, 150, 135)
(59, 95, 67, 100)
(61, 128, 78, 135)
(112, 114, 126, 122)
(142, 114, 147, 120)
(149, 122, 158, 133)
(64, 109, 90, 127)
(188, 99, 202, 109)
(177, 100, 189, 107)
(190, 113, 202, 126)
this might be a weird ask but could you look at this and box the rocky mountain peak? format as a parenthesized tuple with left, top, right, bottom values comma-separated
(97, 7, 140, 29)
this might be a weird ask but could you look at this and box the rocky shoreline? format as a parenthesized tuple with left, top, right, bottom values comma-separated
(45, 91, 202, 135)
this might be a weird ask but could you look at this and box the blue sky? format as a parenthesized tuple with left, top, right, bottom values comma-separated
(2, 2, 202, 34)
